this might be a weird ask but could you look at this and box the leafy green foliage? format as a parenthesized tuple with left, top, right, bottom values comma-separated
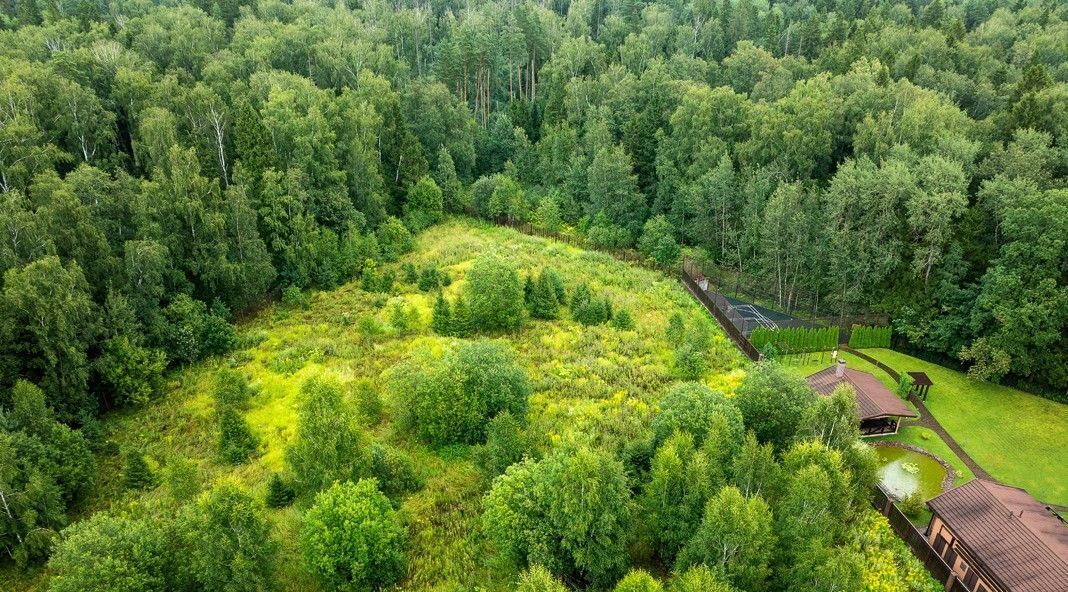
(516, 565, 568, 592)
(217, 407, 259, 464)
(615, 569, 664, 592)
(301, 479, 406, 591)
(176, 483, 276, 592)
(369, 443, 423, 499)
(641, 432, 715, 561)
(475, 411, 528, 478)
(123, 449, 156, 491)
(391, 341, 530, 445)
(47, 513, 170, 592)
(482, 446, 631, 587)
(94, 336, 166, 408)
(638, 215, 679, 265)
(404, 175, 444, 231)
(651, 382, 744, 448)
(286, 378, 371, 493)
(464, 255, 525, 332)
(676, 486, 775, 591)
(735, 362, 817, 451)
(749, 326, 839, 354)
(0, 381, 95, 566)
(527, 269, 562, 320)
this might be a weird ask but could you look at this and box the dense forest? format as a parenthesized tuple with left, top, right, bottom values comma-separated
(0, 0, 1065, 588)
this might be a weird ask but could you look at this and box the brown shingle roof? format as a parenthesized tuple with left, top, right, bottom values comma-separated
(805, 365, 918, 420)
(927, 480, 1068, 592)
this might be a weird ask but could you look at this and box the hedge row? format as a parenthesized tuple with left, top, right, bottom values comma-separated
(749, 326, 840, 353)
(848, 325, 892, 348)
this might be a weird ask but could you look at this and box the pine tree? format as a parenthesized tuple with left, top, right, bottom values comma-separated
(612, 308, 634, 330)
(528, 272, 560, 320)
(451, 295, 473, 337)
(123, 449, 156, 491)
(431, 292, 453, 335)
(218, 407, 259, 464)
(265, 473, 295, 508)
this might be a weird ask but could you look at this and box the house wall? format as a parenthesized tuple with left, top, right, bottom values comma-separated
(927, 515, 1005, 592)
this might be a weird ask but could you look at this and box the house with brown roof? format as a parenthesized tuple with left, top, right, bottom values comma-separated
(926, 479, 1068, 592)
(805, 359, 919, 436)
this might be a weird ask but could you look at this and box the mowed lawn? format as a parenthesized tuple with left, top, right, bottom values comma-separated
(861, 348, 1068, 506)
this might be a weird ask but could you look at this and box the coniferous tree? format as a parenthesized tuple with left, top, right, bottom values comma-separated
(265, 473, 295, 509)
(431, 291, 453, 335)
(451, 295, 474, 338)
(123, 449, 155, 491)
(528, 271, 561, 320)
(218, 407, 259, 464)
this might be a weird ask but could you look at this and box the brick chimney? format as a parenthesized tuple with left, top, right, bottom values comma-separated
(836, 358, 846, 378)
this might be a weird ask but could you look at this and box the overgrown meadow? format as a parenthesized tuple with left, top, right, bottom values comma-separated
(85, 219, 743, 590)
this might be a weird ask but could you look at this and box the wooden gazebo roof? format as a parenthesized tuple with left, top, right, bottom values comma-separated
(806, 366, 919, 421)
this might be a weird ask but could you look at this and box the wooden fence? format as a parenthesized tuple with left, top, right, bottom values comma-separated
(872, 485, 967, 591)
(681, 259, 761, 360)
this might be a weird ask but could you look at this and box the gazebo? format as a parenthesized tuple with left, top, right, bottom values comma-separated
(806, 360, 919, 436)
(908, 371, 933, 401)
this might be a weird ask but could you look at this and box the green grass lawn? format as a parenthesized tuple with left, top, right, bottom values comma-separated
(860, 348, 1068, 507)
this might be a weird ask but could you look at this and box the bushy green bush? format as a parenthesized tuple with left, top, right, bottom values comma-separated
(482, 446, 632, 587)
(301, 479, 406, 591)
(898, 490, 927, 518)
(369, 443, 423, 499)
(286, 377, 371, 493)
(517, 565, 568, 592)
(281, 285, 310, 310)
(651, 382, 744, 447)
(391, 341, 530, 445)
(431, 291, 453, 335)
(465, 254, 525, 332)
(403, 175, 444, 231)
(638, 215, 680, 265)
(378, 217, 414, 261)
(735, 362, 817, 451)
(94, 336, 166, 407)
(177, 483, 276, 592)
(48, 513, 170, 592)
(615, 569, 664, 592)
(475, 411, 528, 478)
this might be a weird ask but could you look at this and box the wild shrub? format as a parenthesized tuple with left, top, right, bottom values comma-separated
(391, 341, 530, 446)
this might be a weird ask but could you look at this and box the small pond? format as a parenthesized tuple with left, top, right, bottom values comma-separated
(875, 447, 948, 501)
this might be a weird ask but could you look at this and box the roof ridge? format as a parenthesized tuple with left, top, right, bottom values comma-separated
(974, 480, 1068, 571)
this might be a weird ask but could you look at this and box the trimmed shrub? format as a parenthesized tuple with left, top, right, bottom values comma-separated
(848, 325, 892, 348)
